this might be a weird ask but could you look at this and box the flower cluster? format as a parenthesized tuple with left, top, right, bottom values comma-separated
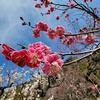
(32, 21, 97, 45)
(42, 53, 63, 76)
(83, 35, 96, 44)
(1, 42, 63, 76)
(34, 0, 51, 8)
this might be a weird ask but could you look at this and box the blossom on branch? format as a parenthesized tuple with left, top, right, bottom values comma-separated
(36, 21, 48, 31)
(55, 26, 65, 37)
(46, 28, 57, 39)
(83, 35, 96, 44)
(28, 42, 51, 55)
(56, 16, 60, 20)
(33, 28, 40, 38)
(42, 53, 63, 76)
(26, 48, 44, 68)
(1, 44, 14, 60)
(11, 50, 28, 67)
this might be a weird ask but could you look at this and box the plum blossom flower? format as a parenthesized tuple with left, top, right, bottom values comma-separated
(42, 53, 63, 76)
(50, 6, 54, 12)
(27, 42, 51, 68)
(28, 42, 43, 49)
(32, 28, 40, 38)
(46, 28, 57, 39)
(40, 44, 51, 55)
(83, 35, 96, 44)
(67, 36, 75, 45)
(35, 4, 41, 8)
(62, 36, 75, 45)
(11, 50, 28, 67)
(42, 0, 51, 8)
(26, 48, 44, 68)
(75, 35, 82, 39)
(28, 42, 51, 55)
(90, 85, 97, 90)
(56, 16, 60, 20)
(1, 44, 14, 60)
(47, 10, 51, 14)
(55, 25, 65, 37)
(69, 2, 74, 8)
(36, 21, 48, 31)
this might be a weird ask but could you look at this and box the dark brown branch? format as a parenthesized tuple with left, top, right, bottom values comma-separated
(0, 83, 13, 97)
(64, 46, 100, 66)
(64, 28, 100, 36)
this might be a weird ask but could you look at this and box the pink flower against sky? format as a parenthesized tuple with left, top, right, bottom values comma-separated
(40, 44, 51, 55)
(50, 6, 54, 12)
(33, 28, 40, 38)
(26, 48, 44, 68)
(67, 36, 75, 45)
(28, 42, 51, 55)
(42, 53, 63, 76)
(83, 35, 96, 44)
(28, 42, 43, 49)
(11, 50, 28, 67)
(46, 28, 57, 39)
(69, 2, 74, 8)
(43, 0, 51, 8)
(35, 4, 41, 8)
(55, 25, 65, 37)
(62, 35, 75, 45)
(1, 44, 14, 60)
(56, 16, 60, 20)
(36, 21, 48, 31)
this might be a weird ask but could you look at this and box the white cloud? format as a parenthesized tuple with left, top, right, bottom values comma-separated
(0, 0, 40, 46)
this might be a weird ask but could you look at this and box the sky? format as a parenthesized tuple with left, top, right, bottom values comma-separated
(0, 0, 99, 82)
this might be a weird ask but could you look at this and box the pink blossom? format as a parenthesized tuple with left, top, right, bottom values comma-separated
(36, 21, 48, 31)
(1, 44, 14, 60)
(67, 31, 72, 35)
(46, 28, 57, 39)
(28, 42, 43, 49)
(62, 39, 67, 44)
(50, 6, 54, 12)
(33, 28, 40, 38)
(40, 44, 51, 55)
(67, 36, 75, 45)
(75, 35, 82, 39)
(83, 35, 96, 44)
(28, 42, 51, 55)
(42, 53, 63, 76)
(69, 2, 74, 9)
(56, 16, 60, 20)
(11, 50, 28, 67)
(90, 85, 97, 90)
(46, 10, 50, 14)
(94, 7, 97, 11)
(62, 37, 75, 45)
(59, 35, 65, 39)
(76, 18, 78, 21)
(55, 26, 65, 37)
(26, 48, 44, 68)
(35, 4, 41, 8)
(64, 13, 69, 20)
(44, 0, 51, 8)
